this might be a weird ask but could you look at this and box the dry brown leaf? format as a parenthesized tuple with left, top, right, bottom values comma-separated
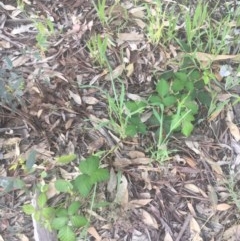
(16, 234, 29, 241)
(68, 90, 82, 105)
(192, 52, 240, 63)
(184, 156, 197, 168)
(129, 199, 152, 208)
(128, 150, 145, 159)
(141, 209, 158, 229)
(134, 19, 146, 29)
(87, 226, 101, 241)
(187, 202, 197, 216)
(82, 96, 99, 105)
(65, 118, 74, 130)
(126, 93, 144, 101)
(46, 180, 58, 199)
(216, 203, 232, 211)
(190, 217, 203, 241)
(207, 185, 218, 211)
(105, 64, 125, 80)
(118, 33, 144, 41)
(129, 7, 145, 18)
(226, 121, 240, 141)
(107, 168, 117, 193)
(164, 232, 173, 241)
(126, 63, 134, 77)
(132, 229, 148, 241)
(184, 183, 207, 197)
(113, 157, 151, 168)
(12, 55, 30, 67)
(0, 3, 16, 10)
(114, 175, 128, 207)
(223, 225, 240, 241)
(88, 137, 105, 153)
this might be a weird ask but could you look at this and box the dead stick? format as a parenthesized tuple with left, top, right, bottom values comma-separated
(175, 214, 192, 241)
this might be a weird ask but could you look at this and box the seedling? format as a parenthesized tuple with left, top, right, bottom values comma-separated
(87, 34, 109, 68)
(23, 154, 109, 241)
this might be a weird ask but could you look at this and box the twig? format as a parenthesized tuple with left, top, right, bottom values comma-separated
(175, 214, 192, 241)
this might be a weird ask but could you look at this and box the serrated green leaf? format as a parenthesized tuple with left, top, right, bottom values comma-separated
(55, 179, 73, 193)
(185, 101, 198, 114)
(148, 95, 162, 105)
(70, 215, 88, 228)
(125, 124, 137, 137)
(174, 72, 188, 82)
(79, 156, 99, 175)
(56, 208, 68, 217)
(182, 121, 194, 136)
(137, 122, 147, 134)
(22, 204, 35, 215)
(56, 154, 76, 165)
(58, 226, 76, 241)
(125, 101, 146, 113)
(42, 207, 55, 219)
(52, 217, 68, 230)
(37, 193, 47, 208)
(163, 96, 177, 106)
(172, 78, 185, 92)
(90, 169, 109, 183)
(68, 201, 81, 216)
(156, 79, 169, 97)
(74, 174, 93, 197)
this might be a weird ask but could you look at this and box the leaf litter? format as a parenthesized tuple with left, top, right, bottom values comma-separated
(0, 0, 240, 240)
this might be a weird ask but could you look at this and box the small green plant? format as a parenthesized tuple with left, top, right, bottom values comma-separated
(179, 1, 232, 54)
(0, 57, 24, 108)
(145, 1, 178, 44)
(35, 18, 54, 52)
(92, 0, 108, 25)
(87, 34, 109, 68)
(23, 154, 109, 241)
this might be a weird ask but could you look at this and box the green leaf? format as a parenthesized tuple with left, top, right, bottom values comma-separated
(185, 101, 198, 114)
(185, 81, 194, 92)
(56, 208, 68, 217)
(42, 207, 55, 219)
(174, 72, 187, 82)
(74, 174, 93, 197)
(90, 169, 109, 183)
(125, 124, 137, 137)
(163, 96, 177, 106)
(182, 121, 194, 136)
(68, 201, 81, 216)
(58, 226, 76, 241)
(172, 78, 185, 92)
(137, 122, 147, 134)
(22, 204, 35, 215)
(26, 150, 37, 171)
(156, 79, 169, 97)
(148, 95, 162, 105)
(70, 215, 88, 228)
(79, 156, 99, 175)
(37, 193, 47, 208)
(56, 154, 76, 165)
(125, 101, 146, 113)
(55, 179, 73, 193)
(52, 217, 68, 230)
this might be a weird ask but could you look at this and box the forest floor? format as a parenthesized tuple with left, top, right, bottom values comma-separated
(0, 0, 240, 241)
